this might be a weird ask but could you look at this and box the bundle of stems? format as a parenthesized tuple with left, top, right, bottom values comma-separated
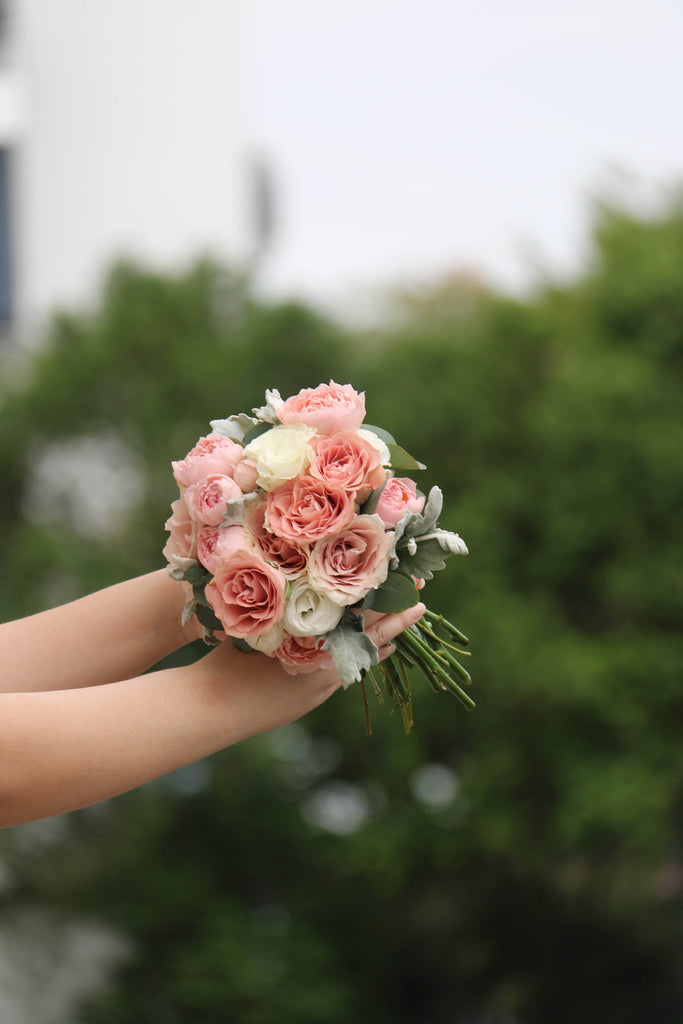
(363, 609, 474, 734)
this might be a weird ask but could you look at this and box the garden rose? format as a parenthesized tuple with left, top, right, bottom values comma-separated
(172, 434, 243, 487)
(205, 552, 286, 638)
(243, 423, 316, 491)
(246, 502, 309, 578)
(270, 634, 334, 675)
(375, 477, 425, 528)
(196, 524, 247, 575)
(281, 578, 345, 636)
(162, 495, 196, 562)
(308, 514, 393, 605)
(308, 430, 387, 501)
(278, 381, 366, 435)
(265, 476, 355, 543)
(233, 457, 258, 494)
(185, 474, 243, 527)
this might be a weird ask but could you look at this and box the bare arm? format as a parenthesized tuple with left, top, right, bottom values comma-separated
(0, 570, 197, 693)
(0, 603, 425, 828)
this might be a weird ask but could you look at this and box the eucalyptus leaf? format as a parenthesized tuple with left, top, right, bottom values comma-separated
(185, 563, 212, 586)
(359, 479, 388, 516)
(362, 424, 397, 446)
(231, 636, 254, 653)
(387, 443, 426, 471)
(362, 571, 419, 613)
(195, 602, 224, 631)
(241, 420, 273, 445)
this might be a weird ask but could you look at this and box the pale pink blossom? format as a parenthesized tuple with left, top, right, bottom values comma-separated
(308, 514, 393, 605)
(308, 431, 387, 501)
(375, 477, 425, 528)
(205, 552, 286, 638)
(172, 434, 244, 487)
(246, 502, 309, 578)
(265, 476, 355, 543)
(271, 634, 334, 675)
(185, 474, 243, 527)
(278, 381, 366, 435)
(163, 495, 196, 562)
(196, 525, 247, 576)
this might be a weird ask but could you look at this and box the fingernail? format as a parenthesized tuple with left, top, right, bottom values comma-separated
(412, 602, 426, 619)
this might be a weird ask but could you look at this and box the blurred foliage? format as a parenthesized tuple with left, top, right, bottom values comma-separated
(0, 199, 682, 1023)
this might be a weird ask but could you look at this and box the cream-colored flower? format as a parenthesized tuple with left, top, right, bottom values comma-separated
(281, 577, 344, 636)
(244, 423, 316, 491)
(357, 428, 391, 466)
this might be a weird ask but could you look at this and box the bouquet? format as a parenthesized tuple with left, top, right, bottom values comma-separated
(164, 382, 473, 731)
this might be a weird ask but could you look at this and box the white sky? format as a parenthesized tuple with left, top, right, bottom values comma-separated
(245, 0, 683, 306)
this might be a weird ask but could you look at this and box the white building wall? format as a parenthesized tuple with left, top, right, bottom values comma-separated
(6, 0, 250, 331)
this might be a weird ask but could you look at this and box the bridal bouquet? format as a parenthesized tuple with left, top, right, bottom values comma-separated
(164, 382, 473, 730)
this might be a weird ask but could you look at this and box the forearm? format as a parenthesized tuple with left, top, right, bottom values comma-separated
(0, 642, 341, 828)
(0, 570, 195, 693)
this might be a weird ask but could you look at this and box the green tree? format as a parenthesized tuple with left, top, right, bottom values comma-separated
(0, 199, 681, 1023)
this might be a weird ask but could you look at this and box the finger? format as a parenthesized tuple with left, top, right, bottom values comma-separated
(365, 602, 425, 650)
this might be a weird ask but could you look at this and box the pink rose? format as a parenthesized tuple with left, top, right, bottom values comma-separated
(163, 495, 196, 562)
(271, 634, 334, 675)
(308, 514, 393, 605)
(246, 502, 309, 579)
(308, 431, 387, 501)
(375, 477, 425, 528)
(233, 457, 258, 494)
(265, 476, 355, 543)
(172, 434, 244, 487)
(278, 381, 366, 435)
(197, 524, 247, 575)
(205, 552, 286, 638)
(185, 474, 243, 527)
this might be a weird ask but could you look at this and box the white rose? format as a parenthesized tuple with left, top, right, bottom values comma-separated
(357, 428, 391, 466)
(282, 577, 344, 637)
(248, 623, 286, 653)
(244, 423, 316, 491)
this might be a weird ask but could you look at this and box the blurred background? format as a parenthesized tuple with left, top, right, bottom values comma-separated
(0, 1, 681, 1022)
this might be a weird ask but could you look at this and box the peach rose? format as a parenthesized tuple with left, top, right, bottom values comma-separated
(265, 476, 355, 543)
(271, 634, 334, 675)
(172, 434, 244, 487)
(246, 501, 309, 579)
(308, 431, 387, 501)
(375, 477, 425, 528)
(196, 524, 247, 575)
(278, 381, 366, 435)
(205, 552, 286, 638)
(185, 474, 243, 527)
(163, 495, 196, 562)
(307, 514, 393, 605)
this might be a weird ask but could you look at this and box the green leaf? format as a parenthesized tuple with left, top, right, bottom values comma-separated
(195, 602, 224, 631)
(362, 424, 396, 446)
(387, 443, 426, 471)
(362, 571, 419, 613)
(242, 421, 272, 445)
(231, 636, 254, 653)
(322, 613, 380, 688)
(185, 563, 212, 586)
(359, 479, 388, 515)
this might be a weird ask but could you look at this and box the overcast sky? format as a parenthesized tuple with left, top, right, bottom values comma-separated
(245, 0, 683, 307)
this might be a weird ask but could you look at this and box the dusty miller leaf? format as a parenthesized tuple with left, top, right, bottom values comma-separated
(322, 612, 379, 688)
(210, 414, 257, 442)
